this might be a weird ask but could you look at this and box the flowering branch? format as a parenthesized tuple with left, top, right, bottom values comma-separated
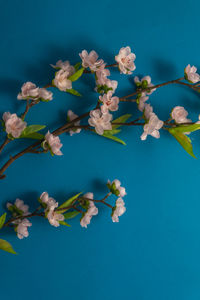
(0, 179, 126, 254)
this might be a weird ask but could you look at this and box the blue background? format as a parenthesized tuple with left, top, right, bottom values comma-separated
(0, 0, 200, 299)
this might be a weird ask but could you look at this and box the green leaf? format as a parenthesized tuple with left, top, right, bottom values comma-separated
(112, 114, 132, 129)
(169, 128, 196, 158)
(58, 192, 82, 213)
(20, 125, 46, 138)
(0, 213, 6, 229)
(59, 221, 70, 227)
(102, 132, 126, 145)
(172, 124, 200, 133)
(0, 239, 16, 254)
(103, 129, 121, 135)
(74, 62, 81, 71)
(68, 67, 84, 82)
(63, 211, 80, 220)
(20, 132, 44, 140)
(66, 89, 82, 97)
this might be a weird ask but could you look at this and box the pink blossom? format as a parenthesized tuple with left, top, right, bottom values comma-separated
(112, 198, 126, 223)
(43, 131, 63, 155)
(99, 91, 119, 114)
(88, 109, 112, 135)
(171, 106, 191, 124)
(115, 46, 136, 74)
(79, 50, 104, 71)
(185, 64, 200, 83)
(3, 112, 27, 138)
(96, 64, 110, 85)
(17, 82, 39, 100)
(67, 110, 81, 136)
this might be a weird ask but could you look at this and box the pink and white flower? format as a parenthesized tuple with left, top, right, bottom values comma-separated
(115, 46, 136, 74)
(17, 82, 39, 100)
(138, 93, 149, 112)
(47, 210, 64, 227)
(112, 198, 126, 223)
(3, 112, 27, 138)
(143, 103, 153, 119)
(106, 79, 118, 93)
(99, 91, 119, 114)
(184, 64, 200, 83)
(51, 60, 75, 72)
(53, 69, 74, 91)
(43, 131, 63, 155)
(80, 193, 98, 228)
(107, 179, 127, 197)
(79, 50, 104, 71)
(171, 106, 191, 124)
(141, 112, 163, 141)
(16, 218, 32, 239)
(38, 88, 53, 101)
(40, 192, 58, 211)
(134, 76, 156, 95)
(88, 109, 112, 135)
(96, 64, 110, 86)
(67, 110, 81, 136)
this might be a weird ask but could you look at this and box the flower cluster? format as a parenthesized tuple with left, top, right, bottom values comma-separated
(18, 82, 53, 101)
(80, 193, 98, 228)
(43, 131, 63, 156)
(184, 64, 200, 83)
(3, 112, 27, 138)
(52, 61, 75, 91)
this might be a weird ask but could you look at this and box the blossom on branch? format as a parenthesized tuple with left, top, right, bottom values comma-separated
(53, 68, 74, 91)
(107, 179, 127, 197)
(184, 64, 200, 83)
(115, 46, 136, 74)
(17, 82, 52, 101)
(16, 218, 32, 239)
(96, 64, 110, 86)
(99, 91, 119, 114)
(7, 198, 30, 216)
(112, 198, 126, 223)
(67, 110, 81, 136)
(80, 193, 98, 228)
(134, 76, 156, 95)
(51, 60, 74, 71)
(141, 110, 163, 141)
(88, 109, 112, 135)
(43, 131, 63, 156)
(3, 112, 27, 138)
(171, 106, 191, 124)
(79, 50, 104, 71)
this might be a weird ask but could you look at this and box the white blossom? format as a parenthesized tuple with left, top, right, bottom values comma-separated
(112, 198, 126, 223)
(107, 179, 127, 197)
(141, 112, 163, 141)
(185, 64, 200, 83)
(88, 109, 112, 135)
(40, 192, 58, 211)
(106, 79, 118, 93)
(138, 93, 149, 112)
(38, 88, 53, 101)
(16, 218, 32, 239)
(53, 67, 74, 91)
(143, 103, 153, 119)
(134, 76, 156, 95)
(3, 112, 27, 138)
(115, 46, 136, 74)
(7, 198, 30, 215)
(47, 210, 64, 227)
(51, 60, 74, 72)
(99, 91, 119, 114)
(171, 106, 191, 124)
(96, 64, 110, 86)
(79, 50, 104, 71)
(80, 193, 98, 228)
(43, 131, 63, 155)
(67, 110, 81, 136)
(17, 82, 39, 100)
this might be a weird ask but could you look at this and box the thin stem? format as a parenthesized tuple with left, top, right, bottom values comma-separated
(0, 137, 10, 154)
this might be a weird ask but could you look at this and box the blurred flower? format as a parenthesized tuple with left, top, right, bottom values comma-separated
(43, 131, 63, 155)
(67, 110, 81, 136)
(107, 179, 127, 197)
(134, 75, 156, 95)
(16, 218, 32, 239)
(88, 109, 112, 135)
(53, 68, 74, 91)
(171, 106, 191, 124)
(3, 112, 27, 138)
(51, 60, 75, 72)
(141, 112, 163, 140)
(96, 64, 110, 85)
(112, 198, 126, 223)
(17, 82, 39, 100)
(38, 88, 53, 101)
(79, 50, 104, 71)
(184, 64, 200, 83)
(80, 193, 98, 228)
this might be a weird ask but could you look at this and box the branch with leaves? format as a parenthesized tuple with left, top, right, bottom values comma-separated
(0, 179, 126, 254)
(1, 46, 200, 253)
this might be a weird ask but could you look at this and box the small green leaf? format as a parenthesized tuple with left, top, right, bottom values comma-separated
(169, 128, 196, 158)
(112, 114, 132, 129)
(59, 221, 71, 227)
(173, 124, 200, 133)
(0, 213, 6, 229)
(66, 89, 82, 97)
(0, 239, 16, 254)
(58, 192, 82, 213)
(74, 62, 81, 71)
(102, 132, 126, 145)
(63, 211, 80, 220)
(20, 125, 46, 138)
(103, 129, 121, 135)
(68, 67, 84, 82)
